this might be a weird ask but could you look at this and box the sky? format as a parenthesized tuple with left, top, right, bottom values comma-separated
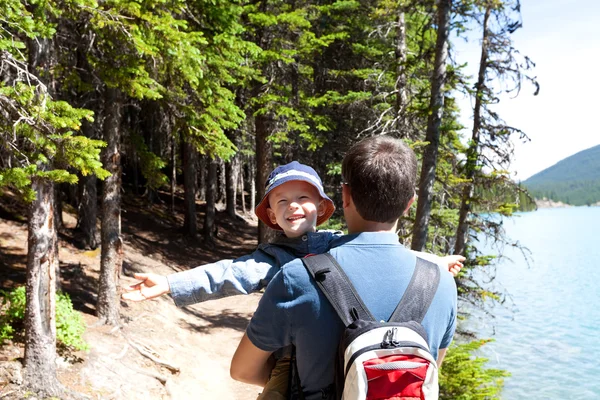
(452, 0, 600, 181)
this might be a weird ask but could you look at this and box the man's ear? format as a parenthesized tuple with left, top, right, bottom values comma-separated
(402, 194, 416, 215)
(341, 184, 352, 209)
(317, 199, 326, 217)
(266, 208, 278, 225)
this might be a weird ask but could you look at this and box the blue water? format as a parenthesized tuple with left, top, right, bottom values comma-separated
(469, 207, 600, 399)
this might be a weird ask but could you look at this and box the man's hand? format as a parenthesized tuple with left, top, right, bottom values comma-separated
(442, 255, 465, 277)
(122, 273, 170, 301)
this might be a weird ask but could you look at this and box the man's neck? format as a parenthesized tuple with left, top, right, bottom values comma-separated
(347, 219, 397, 234)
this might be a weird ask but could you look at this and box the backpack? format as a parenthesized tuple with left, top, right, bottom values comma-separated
(300, 253, 441, 400)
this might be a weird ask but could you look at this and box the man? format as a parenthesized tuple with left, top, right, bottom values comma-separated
(230, 136, 457, 399)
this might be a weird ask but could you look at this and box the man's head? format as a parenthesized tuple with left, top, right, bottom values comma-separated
(341, 136, 417, 231)
(255, 161, 336, 238)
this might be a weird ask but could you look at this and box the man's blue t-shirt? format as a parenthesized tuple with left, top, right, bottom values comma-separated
(246, 232, 457, 398)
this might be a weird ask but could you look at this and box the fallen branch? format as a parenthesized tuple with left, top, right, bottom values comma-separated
(118, 330, 180, 374)
(120, 363, 174, 399)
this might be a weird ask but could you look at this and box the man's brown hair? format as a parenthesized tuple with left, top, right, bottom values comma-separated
(342, 136, 417, 223)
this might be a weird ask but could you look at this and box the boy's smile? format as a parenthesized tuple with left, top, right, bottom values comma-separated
(266, 181, 326, 238)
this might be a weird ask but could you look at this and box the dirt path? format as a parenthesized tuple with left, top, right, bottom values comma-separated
(0, 197, 268, 399)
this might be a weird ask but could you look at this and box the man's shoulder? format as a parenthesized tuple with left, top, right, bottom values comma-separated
(276, 257, 321, 294)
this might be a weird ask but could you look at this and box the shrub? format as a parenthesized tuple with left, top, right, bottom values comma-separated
(0, 286, 89, 351)
(439, 339, 510, 400)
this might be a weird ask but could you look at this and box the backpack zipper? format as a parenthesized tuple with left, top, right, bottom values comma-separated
(344, 339, 429, 378)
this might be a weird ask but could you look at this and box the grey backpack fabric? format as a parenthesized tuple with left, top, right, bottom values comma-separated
(298, 253, 441, 400)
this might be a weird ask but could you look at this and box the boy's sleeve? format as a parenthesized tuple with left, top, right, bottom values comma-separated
(167, 249, 278, 307)
(411, 250, 444, 269)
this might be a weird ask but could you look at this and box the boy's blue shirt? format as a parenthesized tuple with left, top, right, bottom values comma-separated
(167, 230, 339, 307)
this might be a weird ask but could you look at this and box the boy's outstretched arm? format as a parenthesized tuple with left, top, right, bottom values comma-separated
(411, 251, 465, 277)
(122, 273, 170, 301)
(443, 255, 465, 277)
(121, 249, 279, 307)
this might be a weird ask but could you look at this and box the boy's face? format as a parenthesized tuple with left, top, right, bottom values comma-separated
(266, 181, 325, 238)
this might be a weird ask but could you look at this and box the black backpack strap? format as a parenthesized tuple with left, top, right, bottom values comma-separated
(389, 256, 441, 323)
(301, 253, 375, 326)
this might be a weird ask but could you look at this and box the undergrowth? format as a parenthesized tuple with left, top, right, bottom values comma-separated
(0, 286, 89, 351)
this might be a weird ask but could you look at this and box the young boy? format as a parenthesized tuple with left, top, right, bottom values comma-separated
(123, 161, 464, 399)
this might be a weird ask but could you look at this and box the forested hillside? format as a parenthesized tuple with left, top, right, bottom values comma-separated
(523, 144, 600, 206)
(0, 0, 536, 398)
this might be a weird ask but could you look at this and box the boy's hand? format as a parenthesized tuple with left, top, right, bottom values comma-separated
(122, 273, 170, 301)
(442, 255, 465, 277)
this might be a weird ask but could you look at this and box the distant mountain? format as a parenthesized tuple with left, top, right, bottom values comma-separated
(523, 144, 600, 206)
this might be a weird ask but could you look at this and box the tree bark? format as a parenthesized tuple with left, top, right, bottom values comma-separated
(255, 114, 273, 243)
(53, 185, 63, 231)
(78, 174, 98, 250)
(225, 158, 239, 218)
(240, 162, 247, 214)
(395, 8, 408, 136)
(23, 28, 63, 396)
(76, 102, 100, 251)
(23, 176, 62, 396)
(97, 88, 123, 325)
(183, 138, 198, 236)
(411, 0, 452, 251)
(217, 158, 226, 208)
(204, 158, 218, 243)
(170, 131, 177, 214)
(197, 155, 207, 201)
(226, 130, 242, 217)
(75, 28, 100, 250)
(249, 156, 256, 212)
(454, 6, 491, 255)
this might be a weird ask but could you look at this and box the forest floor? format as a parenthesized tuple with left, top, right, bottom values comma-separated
(0, 191, 265, 399)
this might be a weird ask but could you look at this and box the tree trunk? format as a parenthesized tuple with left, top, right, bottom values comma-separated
(226, 130, 242, 217)
(23, 29, 63, 396)
(240, 162, 247, 214)
(455, 6, 491, 255)
(53, 185, 63, 232)
(204, 158, 218, 243)
(255, 114, 273, 243)
(23, 176, 62, 396)
(225, 159, 238, 217)
(249, 156, 256, 212)
(183, 138, 198, 236)
(75, 29, 99, 250)
(217, 158, 226, 208)
(198, 155, 207, 202)
(97, 88, 123, 325)
(395, 8, 408, 137)
(411, 0, 451, 251)
(170, 132, 177, 214)
(78, 174, 98, 250)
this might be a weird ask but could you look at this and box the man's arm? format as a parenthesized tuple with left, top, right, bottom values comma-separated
(230, 333, 274, 387)
(230, 266, 297, 385)
(436, 348, 448, 368)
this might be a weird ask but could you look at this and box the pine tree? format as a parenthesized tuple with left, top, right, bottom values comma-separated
(0, 2, 109, 393)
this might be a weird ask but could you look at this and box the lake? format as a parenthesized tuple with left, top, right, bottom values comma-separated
(469, 206, 600, 399)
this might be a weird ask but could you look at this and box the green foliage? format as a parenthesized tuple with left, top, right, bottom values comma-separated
(55, 291, 89, 351)
(318, 216, 346, 233)
(440, 340, 510, 400)
(130, 133, 168, 190)
(0, 80, 110, 201)
(0, 287, 89, 351)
